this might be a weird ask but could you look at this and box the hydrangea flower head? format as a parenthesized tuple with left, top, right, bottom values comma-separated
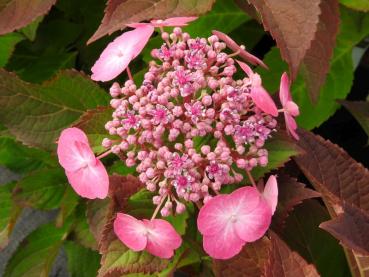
(57, 128, 109, 199)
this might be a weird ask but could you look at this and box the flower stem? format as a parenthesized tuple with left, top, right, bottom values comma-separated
(96, 149, 112, 160)
(246, 170, 257, 188)
(151, 195, 167, 220)
(127, 66, 133, 81)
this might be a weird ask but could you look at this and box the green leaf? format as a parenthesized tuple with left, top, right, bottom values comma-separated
(257, 7, 369, 129)
(166, 209, 189, 235)
(19, 16, 43, 41)
(75, 106, 116, 153)
(4, 223, 69, 277)
(340, 100, 369, 142)
(0, 32, 24, 67)
(0, 136, 53, 173)
(340, 0, 369, 11)
(99, 240, 169, 277)
(71, 203, 98, 250)
(0, 182, 21, 249)
(64, 241, 100, 277)
(14, 168, 67, 210)
(0, 69, 109, 150)
(250, 132, 303, 180)
(278, 199, 350, 277)
(109, 160, 137, 176)
(127, 189, 155, 219)
(182, 0, 250, 37)
(56, 186, 80, 227)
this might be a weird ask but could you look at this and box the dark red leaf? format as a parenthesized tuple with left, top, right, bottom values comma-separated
(247, 0, 321, 79)
(0, 0, 56, 35)
(320, 203, 369, 256)
(301, 0, 339, 103)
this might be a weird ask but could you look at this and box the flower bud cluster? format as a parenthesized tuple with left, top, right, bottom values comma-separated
(103, 27, 277, 215)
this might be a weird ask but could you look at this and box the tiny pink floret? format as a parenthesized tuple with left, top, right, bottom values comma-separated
(197, 186, 273, 259)
(57, 128, 109, 199)
(279, 72, 300, 140)
(114, 213, 182, 259)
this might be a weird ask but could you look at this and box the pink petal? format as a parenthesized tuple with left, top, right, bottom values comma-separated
(250, 86, 278, 117)
(231, 187, 272, 242)
(197, 194, 231, 236)
(262, 175, 278, 214)
(285, 101, 300, 117)
(65, 159, 109, 199)
(279, 72, 291, 106)
(236, 59, 254, 78)
(156, 17, 198, 27)
(126, 22, 151, 28)
(57, 128, 95, 172)
(114, 213, 148, 251)
(144, 219, 182, 259)
(203, 228, 245, 260)
(91, 25, 154, 82)
(213, 30, 268, 69)
(285, 113, 299, 140)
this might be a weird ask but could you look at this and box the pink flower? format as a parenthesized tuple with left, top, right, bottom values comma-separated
(197, 185, 274, 259)
(91, 25, 154, 82)
(212, 30, 268, 69)
(127, 17, 198, 28)
(279, 72, 299, 140)
(237, 60, 278, 117)
(57, 128, 109, 199)
(114, 213, 182, 258)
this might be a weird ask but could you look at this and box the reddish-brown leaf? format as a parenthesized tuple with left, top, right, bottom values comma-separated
(86, 198, 111, 243)
(99, 174, 144, 254)
(0, 0, 56, 35)
(320, 203, 369, 256)
(301, 0, 339, 103)
(247, 0, 321, 79)
(293, 129, 369, 215)
(339, 100, 369, 140)
(234, 0, 261, 22)
(266, 232, 319, 277)
(213, 237, 271, 277)
(88, 0, 215, 44)
(272, 174, 321, 230)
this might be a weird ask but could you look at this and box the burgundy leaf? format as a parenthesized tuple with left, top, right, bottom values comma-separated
(88, 0, 215, 44)
(320, 203, 369, 256)
(301, 0, 339, 103)
(247, 0, 321, 79)
(339, 100, 369, 140)
(0, 0, 56, 35)
(266, 231, 319, 277)
(294, 129, 369, 215)
(272, 174, 321, 230)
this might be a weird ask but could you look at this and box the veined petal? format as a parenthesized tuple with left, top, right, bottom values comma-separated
(279, 72, 291, 106)
(65, 159, 109, 199)
(213, 30, 268, 69)
(57, 128, 95, 172)
(202, 226, 245, 260)
(262, 175, 278, 215)
(250, 86, 278, 117)
(144, 219, 182, 259)
(114, 213, 148, 251)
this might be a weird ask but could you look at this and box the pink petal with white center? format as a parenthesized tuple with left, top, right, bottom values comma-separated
(250, 86, 278, 117)
(114, 213, 148, 251)
(91, 25, 154, 82)
(57, 128, 95, 172)
(203, 227, 245, 259)
(197, 194, 231, 236)
(285, 113, 299, 140)
(66, 159, 109, 199)
(262, 175, 278, 215)
(231, 187, 272, 242)
(144, 219, 182, 259)
(153, 17, 198, 27)
(279, 72, 291, 106)
(213, 30, 268, 69)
